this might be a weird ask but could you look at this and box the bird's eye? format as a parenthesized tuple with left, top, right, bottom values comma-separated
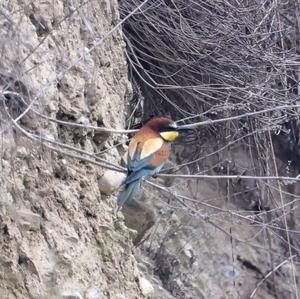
(160, 131, 179, 141)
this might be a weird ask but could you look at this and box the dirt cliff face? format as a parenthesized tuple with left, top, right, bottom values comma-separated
(0, 1, 145, 298)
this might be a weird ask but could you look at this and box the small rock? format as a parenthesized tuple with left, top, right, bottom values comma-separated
(1, 191, 13, 206)
(65, 235, 79, 243)
(61, 253, 72, 264)
(61, 291, 83, 299)
(182, 243, 193, 259)
(16, 146, 28, 158)
(0, 255, 13, 267)
(174, 278, 183, 287)
(16, 210, 41, 231)
(46, 100, 57, 113)
(116, 211, 125, 221)
(169, 212, 179, 224)
(138, 277, 154, 296)
(85, 287, 103, 299)
(77, 116, 89, 125)
(98, 170, 125, 195)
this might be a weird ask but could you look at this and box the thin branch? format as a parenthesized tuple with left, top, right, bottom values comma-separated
(176, 104, 300, 129)
(157, 173, 300, 181)
(249, 255, 297, 298)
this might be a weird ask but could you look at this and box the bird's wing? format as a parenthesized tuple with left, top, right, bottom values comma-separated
(128, 137, 164, 171)
(124, 137, 166, 185)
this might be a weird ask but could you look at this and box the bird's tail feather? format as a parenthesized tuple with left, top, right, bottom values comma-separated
(117, 180, 140, 208)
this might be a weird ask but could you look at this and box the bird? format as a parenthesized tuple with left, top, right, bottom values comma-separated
(117, 116, 189, 208)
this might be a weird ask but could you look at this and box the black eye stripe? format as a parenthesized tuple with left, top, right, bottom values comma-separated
(159, 125, 177, 132)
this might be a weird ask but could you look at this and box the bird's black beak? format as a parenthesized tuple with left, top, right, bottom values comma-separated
(176, 125, 194, 133)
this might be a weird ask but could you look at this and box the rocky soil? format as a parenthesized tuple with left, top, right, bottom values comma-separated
(0, 0, 144, 298)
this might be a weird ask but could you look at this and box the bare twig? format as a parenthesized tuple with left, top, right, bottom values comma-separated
(249, 255, 297, 298)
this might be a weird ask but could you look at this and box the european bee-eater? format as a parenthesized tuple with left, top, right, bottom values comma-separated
(117, 117, 188, 207)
